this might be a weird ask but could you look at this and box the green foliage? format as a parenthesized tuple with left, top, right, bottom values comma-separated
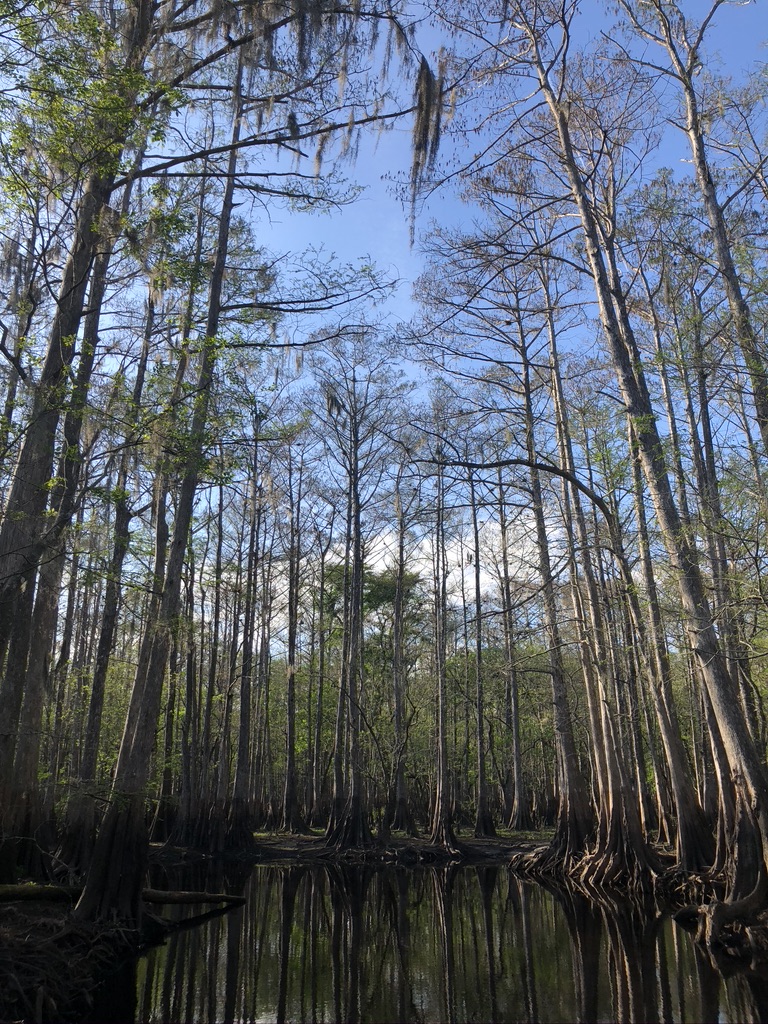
(1, 1, 157, 194)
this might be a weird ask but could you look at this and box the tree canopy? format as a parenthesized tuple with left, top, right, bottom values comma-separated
(1, 0, 768, 966)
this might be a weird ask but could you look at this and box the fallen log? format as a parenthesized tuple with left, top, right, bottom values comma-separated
(0, 883, 244, 908)
(142, 889, 245, 906)
(0, 883, 77, 902)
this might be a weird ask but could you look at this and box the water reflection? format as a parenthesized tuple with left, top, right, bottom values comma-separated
(103, 863, 768, 1023)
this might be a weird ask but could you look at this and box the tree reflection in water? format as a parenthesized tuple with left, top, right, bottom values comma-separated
(116, 864, 768, 1023)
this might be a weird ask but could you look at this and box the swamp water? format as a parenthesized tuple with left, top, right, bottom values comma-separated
(89, 864, 768, 1023)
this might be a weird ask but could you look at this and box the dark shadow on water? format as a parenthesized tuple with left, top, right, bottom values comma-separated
(81, 957, 137, 1024)
(85, 861, 768, 1023)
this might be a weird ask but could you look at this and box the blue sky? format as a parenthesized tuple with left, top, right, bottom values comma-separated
(258, 1, 768, 333)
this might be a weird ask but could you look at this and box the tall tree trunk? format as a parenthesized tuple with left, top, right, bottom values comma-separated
(496, 469, 530, 831)
(523, 290, 594, 868)
(327, 487, 353, 840)
(74, 65, 245, 924)
(676, 304, 761, 743)
(0, 174, 116, 645)
(7, 545, 62, 880)
(468, 469, 495, 838)
(327, 411, 372, 848)
(626, 425, 714, 872)
(0, 220, 38, 482)
(59, 292, 154, 873)
(565, 407, 658, 888)
(0, 191, 120, 822)
(226, 463, 258, 849)
(310, 525, 332, 826)
(387, 481, 417, 835)
(430, 454, 460, 853)
(625, 0, 768, 458)
(522, 12, 767, 913)
(282, 448, 307, 833)
(0, 0, 153, 657)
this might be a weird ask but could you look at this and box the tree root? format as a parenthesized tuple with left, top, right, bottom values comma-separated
(0, 906, 139, 1023)
(677, 874, 768, 968)
(0, 881, 247, 1022)
(429, 818, 469, 859)
(674, 797, 768, 965)
(325, 794, 375, 851)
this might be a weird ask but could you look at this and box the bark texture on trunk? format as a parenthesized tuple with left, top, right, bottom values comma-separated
(74, 68, 245, 923)
(524, 13, 768, 906)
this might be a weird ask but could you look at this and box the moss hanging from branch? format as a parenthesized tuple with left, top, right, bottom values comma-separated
(410, 54, 443, 238)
